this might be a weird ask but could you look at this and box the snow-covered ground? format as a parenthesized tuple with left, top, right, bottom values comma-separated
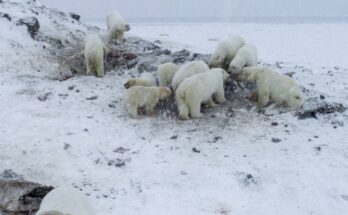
(1, 2, 348, 215)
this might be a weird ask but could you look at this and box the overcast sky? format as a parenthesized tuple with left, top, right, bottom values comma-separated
(42, 0, 348, 20)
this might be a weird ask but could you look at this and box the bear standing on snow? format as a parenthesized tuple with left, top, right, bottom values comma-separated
(175, 68, 229, 120)
(84, 34, 104, 77)
(126, 86, 172, 118)
(171, 60, 209, 91)
(208, 35, 245, 70)
(124, 72, 156, 89)
(157, 62, 180, 87)
(228, 43, 257, 74)
(36, 187, 95, 215)
(242, 66, 304, 109)
(107, 11, 130, 44)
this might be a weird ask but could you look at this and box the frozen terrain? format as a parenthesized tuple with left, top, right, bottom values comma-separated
(1, 1, 348, 215)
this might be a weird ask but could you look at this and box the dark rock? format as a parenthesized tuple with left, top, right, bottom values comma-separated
(297, 102, 346, 119)
(271, 138, 282, 143)
(314, 146, 321, 151)
(86, 95, 98, 100)
(69, 12, 80, 21)
(113, 147, 129, 154)
(63, 143, 71, 150)
(37, 92, 52, 102)
(191, 53, 211, 64)
(192, 147, 201, 153)
(271, 122, 278, 126)
(137, 59, 157, 73)
(319, 95, 325, 100)
(0, 13, 11, 21)
(171, 49, 191, 64)
(225, 107, 236, 118)
(170, 135, 178, 140)
(0, 170, 53, 214)
(18, 17, 40, 39)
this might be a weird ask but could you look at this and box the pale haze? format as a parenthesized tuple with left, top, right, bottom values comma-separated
(42, 0, 348, 21)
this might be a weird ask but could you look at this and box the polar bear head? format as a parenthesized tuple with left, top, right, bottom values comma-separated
(119, 23, 131, 32)
(228, 65, 243, 75)
(159, 87, 172, 100)
(287, 87, 304, 109)
(208, 53, 225, 68)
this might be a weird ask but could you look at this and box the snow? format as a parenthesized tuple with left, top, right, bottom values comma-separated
(1, 2, 348, 215)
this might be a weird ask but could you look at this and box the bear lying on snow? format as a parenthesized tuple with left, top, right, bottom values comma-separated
(208, 35, 245, 70)
(176, 68, 229, 120)
(124, 72, 156, 89)
(107, 11, 130, 44)
(242, 66, 304, 109)
(84, 34, 104, 77)
(228, 43, 258, 74)
(126, 86, 172, 118)
(171, 60, 209, 91)
(157, 62, 180, 87)
(36, 187, 95, 215)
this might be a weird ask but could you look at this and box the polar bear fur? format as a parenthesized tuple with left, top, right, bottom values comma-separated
(36, 187, 95, 215)
(171, 61, 209, 91)
(157, 62, 180, 86)
(176, 68, 228, 120)
(84, 34, 104, 77)
(124, 72, 156, 89)
(208, 35, 245, 70)
(228, 43, 257, 74)
(126, 86, 172, 118)
(242, 66, 304, 109)
(107, 11, 130, 44)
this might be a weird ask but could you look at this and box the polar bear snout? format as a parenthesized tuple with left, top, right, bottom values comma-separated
(124, 80, 135, 89)
(124, 24, 131, 31)
(159, 87, 172, 100)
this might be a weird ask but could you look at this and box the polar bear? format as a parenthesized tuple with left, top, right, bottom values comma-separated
(124, 72, 156, 89)
(242, 66, 304, 109)
(171, 60, 209, 91)
(36, 187, 95, 215)
(84, 34, 104, 77)
(107, 11, 130, 44)
(228, 43, 257, 74)
(175, 68, 228, 120)
(126, 86, 172, 118)
(157, 62, 180, 86)
(208, 35, 245, 70)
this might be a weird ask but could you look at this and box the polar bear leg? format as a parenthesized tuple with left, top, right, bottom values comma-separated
(128, 105, 139, 118)
(257, 85, 270, 107)
(86, 58, 92, 75)
(145, 103, 156, 116)
(116, 30, 124, 43)
(188, 98, 203, 118)
(214, 84, 226, 104)
(96, 57, 104, 77)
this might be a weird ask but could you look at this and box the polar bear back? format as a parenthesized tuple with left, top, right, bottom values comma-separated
(36, 187, 95, 215)
(84, 34, 103, 57)
(229, 43, 258, 71)
(209, 35, 245, 68)
(157, 62, 180, 86)
(171, 61, 209, 90)
(176, 69, 224, 102)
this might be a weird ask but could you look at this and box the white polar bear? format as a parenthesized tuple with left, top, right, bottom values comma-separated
(126, 86, 172, 118)
(107, 11, 130, 44)
(242, 66, 304, 109)
(228, 43, 257, 74)
(157, 62, 180, 87)
(124, 72, 156, 89)
(208, 35, 245, 70)
(36, 187, 95, 215)
(175, 68, 228, 120)
(171, 60, 209, 91)
(84, 34, 104, 77)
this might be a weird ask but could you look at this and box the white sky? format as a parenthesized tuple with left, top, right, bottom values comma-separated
(41, 0, 348, 20)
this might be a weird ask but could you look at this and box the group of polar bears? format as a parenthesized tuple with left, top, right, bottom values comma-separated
(84, 11, 130, 78)
(125, 35, 304, 120)
(82, 11, 304, 120)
